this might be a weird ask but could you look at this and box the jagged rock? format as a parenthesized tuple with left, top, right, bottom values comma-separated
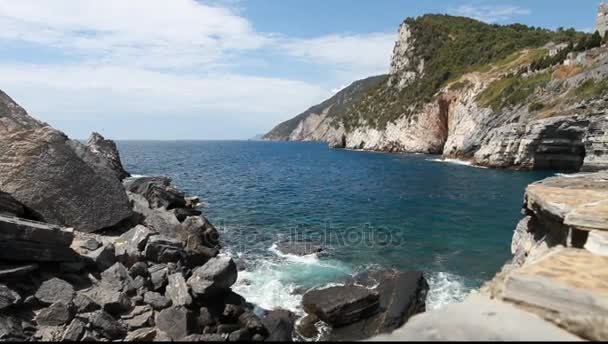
(86, 244, 116, 271)
(370, 295, 582, 341)
(80, 238, 101, 251)
(132, 276, 148, 291)
(0, 284, 21, 310)
(86, 132, 130, 181)
(145, 236, 185, 264)
(129, 262, 149, 278)
(585, 230, 608, 256)
(259, 309, 295, 342)
(302, 285, 380, 328)
(0, 264, 38, 280)
(115, 225, 153, 265)
(148, 265, 169, 291)
(0, 216, 78, 262)
(35, 278, 75, 305)
(0, 313, 26, 341)
(129, 192, 183, 236)
(187, 257, 237, 298)
(34, 326, 65, 341)
(195, 334, 227, 341)
(88, 310, 127, 340)
(73, 293, 99, 314)
(229, 328, 251, 341)
(125, 327, 157, 341)
(181, 216, 220, 248)
(124, 177, 186, 210)
(275, 241, 323, 256)
(296, 314, 319, 339)
(121, 305, 154, 330)
(173, 208, 202, 222)
(238, 311, 265, 336)
(222, 304, 245, 323)
(0, 192, 28, 218)
(61, 318, 86, 341)
(198, 307, 215, 328)
(86, 286, 132, 315)
(35, 302, 73, 326)
(155, 306, 193, 341)
(165, 273, 193, 306)
(101, 262, 135, 293)
(143, 291, 171, 311)
(0, 92, 132, 232)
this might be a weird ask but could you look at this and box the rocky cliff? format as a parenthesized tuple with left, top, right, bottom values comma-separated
(265, 15, 608, 172)
(371, 171, 608, 341)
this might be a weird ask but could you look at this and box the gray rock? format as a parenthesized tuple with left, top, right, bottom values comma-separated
(0, 284, 21, 310)
(302, 285, 380, 328)
(0, 191, 28, 218)
(144, 291, 172, 311)
(125, 327, 157, 341)
(86, 286, 132, 315)
(165, 273, 193, 306)
(0, 313, 26, 341)
(101, 262, 135, 293)
(217, 323, 241, 334)
(148, 264, 169, 291)
(238, 311, 266, 336)
(132, 276, 148, 291)
(86, 132, 130, 181)
(0, 92, 132, 232)
(369, 295, 583, 341)
(144, 236, 185, 264)
(35, 302, 73, 326)
(73, 293, 100, 314)
(35, 278, 75, 305)
(129, 262, 149, 278)
(259, 309, 294, 341)
(195, 334, 227, 341)
(229, 328, 251, 342)
(155, 306, 193, 341)
(0, 263, 38, 280)
(61, 318, 86, 341)
(89, 310, 127, 340)
(80, 238, 101, 251)
(124, 177, 186, 210)
(187, 257, 237, 297)
(87, 244, 116, 271)
(115, 225, 153, 265)
(198, 307, 215, 328)
(222, 304, 245, 322)
(0, 216, 78, 262)
(121, 305, 154, 330)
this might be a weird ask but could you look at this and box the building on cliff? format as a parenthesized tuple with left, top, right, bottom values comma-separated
(596, 2, 608, 36)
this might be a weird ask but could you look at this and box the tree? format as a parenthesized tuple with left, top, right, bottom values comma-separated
(575, 36, 588, 51)
(588, 31, 603, 49)
(603, 32, 608, 46)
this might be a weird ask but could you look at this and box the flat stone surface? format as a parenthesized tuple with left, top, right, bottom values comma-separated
(586, 230, 608, 256)
(369, 295, 582, 341)
(35, 302, 73, 326)
(35, 278, 75, 305)
(503, 248, 608, 316)
(165, 273, 192, 306)
(125, 327, 157, 341)
(302, 285, 380, 327)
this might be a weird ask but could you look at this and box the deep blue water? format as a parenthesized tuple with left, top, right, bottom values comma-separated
(118, 140, 553, 311)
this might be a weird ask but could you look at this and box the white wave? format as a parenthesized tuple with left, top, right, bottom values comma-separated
(427, 158, 488, 169)
(425, 272, 472, 310)
(554, 172, 596, 178)
(269, 243, 321, 265)
(127, 174, 148, 179)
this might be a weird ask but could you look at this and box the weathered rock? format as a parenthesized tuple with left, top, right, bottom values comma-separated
(73, 293, 100, 314)
(229, 328, 251, 341)
(129, 262, 149, 278)
(222, 304, 245, 323)
(198, 307, 215, 328)
(181, 215, 220, 248)
(585, 230, 608, 257)
(275, 241, 323, 256)
(296, 314, 319, 339)
(86, 286, 132, 315)
(125, 327, 157, 341)
(259, 309, 295, 342)
(86, 132, 131, 181)
(86, 244, 116, 271)
(217, 323, 241, 334)
(35, 278, 75, 305)
(148, 264, 169, 291)
(0, 264, 38, 280)
(0, 191, 29, 218)
(302, 285, 380, 328)
(198, 333, 227, 341)
(80, 238, 101, 251)
(35, 302, 73, 326)
(173, 208, 202, 222)
(369, 295, 582, 341)
(0, 216, 78, 262)
(34, 325, 65, 341)
(124, 177, 186, 210)
(165, 273, 193, 306)
(101, 262, 135, 293)
(121, 305, 154, 330)
(88, 310, 127, 340)
(144, 291, 172, 311)
(187, 257, 238, 297)
(0, 313, 26, 341)
(0, 92, 132, 232)
(145, 236, 185, 264)
(115, 225, 153, 265)
(155, 306, 193, 341)
(0, 284, 21, 310)
(61, 318, 86, 341)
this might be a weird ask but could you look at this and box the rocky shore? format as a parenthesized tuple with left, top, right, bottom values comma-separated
(371, 171, 608, 341)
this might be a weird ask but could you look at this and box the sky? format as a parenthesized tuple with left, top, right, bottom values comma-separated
(0, 0, 603, 140)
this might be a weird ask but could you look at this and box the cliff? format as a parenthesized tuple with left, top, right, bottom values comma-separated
(371, 171, 608, 341)
(265, 15, 608, 172)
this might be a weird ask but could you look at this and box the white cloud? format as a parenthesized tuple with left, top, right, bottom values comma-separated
(451, 4, 531, 24)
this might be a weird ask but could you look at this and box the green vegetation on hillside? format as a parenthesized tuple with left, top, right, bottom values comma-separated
(337, 15, 588, 130)
(571, 79, 608, 100)
(477, 71, 552, 111)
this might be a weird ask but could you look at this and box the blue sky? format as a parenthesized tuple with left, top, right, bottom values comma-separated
(0, 0, 602, 140)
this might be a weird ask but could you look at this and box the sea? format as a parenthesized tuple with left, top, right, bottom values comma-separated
(118, 140, 554, 314)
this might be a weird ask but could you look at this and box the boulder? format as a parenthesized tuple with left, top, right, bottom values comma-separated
(369, 295, 582, 341)
(35, 278, 75, 305)
(85, 132, 130, 181)
(0, 191, 29, 219)
(101, 262, 135, 293)
(86, 244, 116, 271)
(165, 273, 193, 306)
(125, 327, 157, 341)
(0, 92, 132, 232)
(0, 216, 78, 262)
(187, 257, 237, 298)
(124, 177, 186, 210)
(35, 302, 73, 326)
(144, 236, 185, 264)
(121, 305, 154, 330)
(0, 314, 27, 341)
(85, 286, 132, 315)
(302, 285, 380, 328)
(148, 264, 169, 291)
(229, 328, 251, 341)
(115, 225, 153, 265)
(198, 307, 215, 328)
(129, 192, 183, 236)
(88, 310, 127, 340)
(173, 208, 202, 222)
(181, 216, 220, 248)
(238, 311, 266, 336)
(144, 291, 171, 311)
(259, 309, 295, 342)
(61, 318, 86, 341)
(0, 284, 21, 310)
(80, 238, 101, 251)
(129, 262, 149, 278)
(73, 293, 100, 314)
(155, 306, 194, 341)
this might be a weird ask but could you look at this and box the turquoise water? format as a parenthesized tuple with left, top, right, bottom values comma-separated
(118, 141, 553, 312)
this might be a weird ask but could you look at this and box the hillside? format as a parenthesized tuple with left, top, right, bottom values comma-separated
(265, 14, 608, 171)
